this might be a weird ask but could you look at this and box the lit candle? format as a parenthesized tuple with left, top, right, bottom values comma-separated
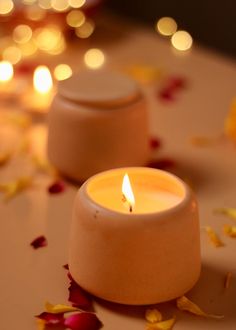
(69, 167, 201, 305)
(22, 65, 54, 112)
(0, 61, 14, 96)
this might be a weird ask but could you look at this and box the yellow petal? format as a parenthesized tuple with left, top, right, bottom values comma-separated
(190, 136, 218, 147)
(223, 225, 236, 238)
(125, 64, 162, 84)
(32, 156, 56, 176)
(176, 296, 223, 319)
(205, 226, 224, 247)
(224, 272, 232, 289)
(145, 309, 162, 323)
(0, 176, 32, 200)
(36, 319, 45, 330)
(225, 98, 236, 143)
(0, 151, 12, 166)
(45, 301, 79, 314)
(146, 317, 176, 330)
(215, 208, 236, 220)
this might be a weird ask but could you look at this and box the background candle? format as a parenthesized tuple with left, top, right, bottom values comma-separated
(69, 167, 201, 305)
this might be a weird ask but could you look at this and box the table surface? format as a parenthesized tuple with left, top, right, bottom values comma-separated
(1, 14, 236, 330)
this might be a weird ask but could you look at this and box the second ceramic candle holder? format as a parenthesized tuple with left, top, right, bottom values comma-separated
(47, 70, 150, 182)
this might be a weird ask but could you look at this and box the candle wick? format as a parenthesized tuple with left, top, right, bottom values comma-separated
(129, 205, 133, 213)
(122, 194, 133, 213)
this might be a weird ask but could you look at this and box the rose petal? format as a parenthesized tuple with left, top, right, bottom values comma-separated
(33, 156, 56, 176)
(224, 272, 232, 289)
(223, 225, 236, 238)
(68, 280, 92, 310)
(147, 158, 176, 170)
(0, 176, 32, 200)
(36, 319, 46, 330)
(145, 309, 162, 323)
(35, 312, 65, 325)
(158, 88, 175, 101)
(149, 137, 162, 150)
(146, 317, 176, 330)
(45, 301, 80, 314)
(205, 226, 224, 247)
(167, 77, 187, 90)
(126, 64, 162, 84)
(215, 208, 236, 220)
(63, 264, 69, 270)
(30, 235, 48, 249)
(176, 296, 224, 319)
(48, 181, 66, 194)
(64, 312, 102, 330)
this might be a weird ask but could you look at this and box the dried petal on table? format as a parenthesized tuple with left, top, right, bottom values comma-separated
(204, 226, 224, 247)
(125, 64, 162, 84)
(167, 77, 187, 90)
(68, 278, 92, 310)
(224, 98, 236, 143)
(32, 155, 56, 176)
(147, 158, 176, 170)
(176, 296, 224, 319)
(149, 137, 162, 150)
(0, 176, 33, 201)
(158, 88, 175, 102)
(145, 309, 162, 323)
(223, 225, 236, 238)
(146, 316, 176, 330)
(48, 181, 66, 194)
(35, 312, 65, 326)
(0, 151, 12, 166)
(30, 235, 48, 249)
(214, 208, 236, 220)
(64, 312, 102, 330)
(224, 272, 233, 289)
(45, 301, 80, 314)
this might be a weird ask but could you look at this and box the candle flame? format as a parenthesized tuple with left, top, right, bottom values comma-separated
(122, 173, 135, 212)
(33, 65, 53, 94)
(0, 61, 13, 82)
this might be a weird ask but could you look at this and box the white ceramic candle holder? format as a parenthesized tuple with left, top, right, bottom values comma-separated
(69, 167, 201, 305)
(47, 70, 149, 182)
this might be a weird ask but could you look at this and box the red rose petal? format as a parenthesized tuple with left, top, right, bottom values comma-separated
(158, 88, 175, 101)
(48, 181, 66, 194)
(36, 312, 64, 325)
(147, 158, 176, 170)
(63, 264, 69, 270)
(149, 137, 162, 150)
(68, 280, 92, 310)
(30, 235, 47, 249)
(168, 77, 187, 90)
(64, 312, 102, 330)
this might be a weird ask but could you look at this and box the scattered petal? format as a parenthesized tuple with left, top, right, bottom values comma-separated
(35, 312, 64, 325)
(48, 181, 66, 194)
(145, 309, 162, 323)
(149, 137, 162, 150)
(146, 317, 176, 330)
(45, 301, 80, 314)
(0, 176, 33, 200)
(32, 156, 56, 176)
(0, 151, 12, 166)
(64, 312, 102, 330)
(125, 64, 162, 84)
(158, 88, 175, 102)
(215, 208, 236, 220)
(30, 235, 47, 249)
(167, 77, 187, 90)
(176, 296, 224, 319)
(224, 98, 236, 143)
(63, 264, 69, 270)
(68, 279, 92, 310)
(223, 224, 236, 238)
(205, 226, 224, 247)
(147, 158, 176, 170)
(36, 318, 46, 330)
(224, 272, 233, 289)
(190, 136, 217, 147)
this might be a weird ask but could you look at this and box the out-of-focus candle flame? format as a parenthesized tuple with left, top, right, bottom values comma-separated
(171, 30, 193, 51)
(156, 17, 177, 36)
(0, 61, 14, 82)
(0, 0, 14, 15)
(54, 64, 72, 81)
(84, 48, 105, 69)
(122, 173, 135, 212)
(33, 66, 53, 94)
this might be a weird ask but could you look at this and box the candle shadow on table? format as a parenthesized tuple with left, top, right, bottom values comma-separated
(94, 262, 236, 321)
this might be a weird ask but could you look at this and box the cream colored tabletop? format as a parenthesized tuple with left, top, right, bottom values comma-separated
(0, 15, 236, 330)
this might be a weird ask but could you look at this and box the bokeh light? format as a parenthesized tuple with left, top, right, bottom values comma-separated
(0, 61, 14, 82)
(54, 64, 72, 81)
(66, 10, 86, 28)
(24, 4, 46, 21)
(156, 17, 177, 36)
(38, 0, 52, 9)
(0, 0, 14, 15)
(69, 0, 86, 8)
(171, 30, 193, 51)
(51, 0, 70, 12)
(33, 66, 53, 94)
(20, 41, 38, 57)
(13, 25, 33, 44)
(75, 19, 95, 38)
(84, 48, 105, 69)
(33, 26, 66, 54)
(3, 46, 22, 64)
